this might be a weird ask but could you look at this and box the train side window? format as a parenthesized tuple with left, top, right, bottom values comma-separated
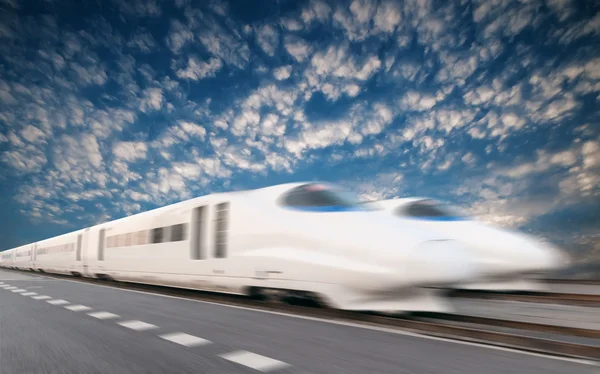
(125, 232, 133, 246)
(152, 227, 164, 243)
(214, 202, 229, 258)
(170, 223, 186, 242)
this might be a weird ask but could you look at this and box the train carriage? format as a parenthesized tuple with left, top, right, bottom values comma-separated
(1, 182, 482, 312)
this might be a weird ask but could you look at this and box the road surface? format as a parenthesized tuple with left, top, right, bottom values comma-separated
(0, 270, 597, 374)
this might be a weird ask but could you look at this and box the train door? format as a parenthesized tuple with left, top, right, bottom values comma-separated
(81, 228, 91, 277)
(190, 202, 230, 277)
(31, 243, 36, 271)
(191, 205, 207, 260)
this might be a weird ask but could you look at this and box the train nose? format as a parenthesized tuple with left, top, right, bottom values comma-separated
(529, 240, 570, 271)
(399, 240, 478, 286)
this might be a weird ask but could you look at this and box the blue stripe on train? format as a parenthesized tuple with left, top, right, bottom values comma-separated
(283, 205, 369, 212)
(407, 215, 470, 221)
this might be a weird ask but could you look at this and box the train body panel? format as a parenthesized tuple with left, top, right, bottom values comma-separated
(0, 182, 482, 312)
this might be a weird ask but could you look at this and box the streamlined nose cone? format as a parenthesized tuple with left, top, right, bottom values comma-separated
(402, 240, 477, 285)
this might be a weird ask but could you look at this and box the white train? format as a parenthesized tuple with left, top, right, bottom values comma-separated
(365, 198, 570, 292)
(0, 182, 481, 312)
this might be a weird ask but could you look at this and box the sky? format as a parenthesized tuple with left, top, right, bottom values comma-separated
(0, 0, 599, 263)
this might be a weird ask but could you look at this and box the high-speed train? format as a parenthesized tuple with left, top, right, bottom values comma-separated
(0, 182, 482, 312)
(365, 198, 570, 292)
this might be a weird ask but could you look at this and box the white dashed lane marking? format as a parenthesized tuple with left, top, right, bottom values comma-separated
(220, 351, 291, 372)
(47, 299, 69, 305)
(12, 289, 27, 293)
(65, 305, 92, 312)
(159, 332, 212, 347)
(117, 320, 158, 331)
(5, 286, 17, 290)
(21, 292, 37, 296)
(88, 311, 120, 320)
(32, 295, 51, 300)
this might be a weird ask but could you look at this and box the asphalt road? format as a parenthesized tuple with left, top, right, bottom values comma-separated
(0, 269, 597, 374)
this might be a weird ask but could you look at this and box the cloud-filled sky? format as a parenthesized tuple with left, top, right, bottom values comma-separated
(0, 0, 599, 260)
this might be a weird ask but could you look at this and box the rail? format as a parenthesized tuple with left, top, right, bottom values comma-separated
(447, 289, 600, 307)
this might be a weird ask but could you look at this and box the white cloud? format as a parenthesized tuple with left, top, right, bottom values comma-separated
(0, 81, 17, 104)
(198, 19, 251, 69)
(374, 0, 402, 34)
(310, 44, 381, 81)
(176, 56, 223, 80)
(3, 145, 48, 173)
(273, 65, 292, 80)
(399, 91, 440, 111)
(281, 18, 303, 31)
(20, 125, 46, 143)
(260, 113, 286, 137)
(343, 83, 360, 97)
(117, 0, 161, 17)
(70, 61, 108, 86)
(172, 162, 202, 179)
(301, 0, 331, 25)
(139, 87, 163, 112)
(127, 29, 156, 52)
(113, 141, 148, 162)
(256, 24, 279, 56)
(178, 121, 206, 139)
(166, 20, 194, 53)
(284, 36, 312, 62)
(232, 109, 261, 136)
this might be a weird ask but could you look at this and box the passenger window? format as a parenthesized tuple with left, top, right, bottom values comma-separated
(152, 227, 164, 243)
(170, 223, 186, 242)
(214, 202, 229, 258)
(138, 230, 147, 245)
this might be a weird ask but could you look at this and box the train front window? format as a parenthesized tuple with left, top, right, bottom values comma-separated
(281, 183, 366, 210)
(400, 200, 469, 220)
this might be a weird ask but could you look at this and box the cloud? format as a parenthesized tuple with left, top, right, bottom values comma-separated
(3, 145, 48, 173)
(1, 0, 599, 261)
(198, 17, 251, 69)
(139, 87, 163, 112)
(113, 141, 148, 162)
(178, 121, 206, 139)
(166, 20, 194, 53)
(273, 65, 292, 80)
(127, 29, 157, 52)
(256, 24, 279, 56)
(117, 0, 161, 18)
(176, 56, 223, 80)
(20, 125, 46, 143)
(284, 36, 312, 62)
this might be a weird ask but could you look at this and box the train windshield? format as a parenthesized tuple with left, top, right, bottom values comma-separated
(399, 199, 470, 220)
(281, 183, 368, 211)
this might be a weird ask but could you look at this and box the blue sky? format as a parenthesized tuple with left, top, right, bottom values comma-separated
(0, 0, 599, 262)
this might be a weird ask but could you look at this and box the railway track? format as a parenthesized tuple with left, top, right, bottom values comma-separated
(5, 269, 600, 362)
(542, 278, 600, 286)
(447, 289, 600, 307)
